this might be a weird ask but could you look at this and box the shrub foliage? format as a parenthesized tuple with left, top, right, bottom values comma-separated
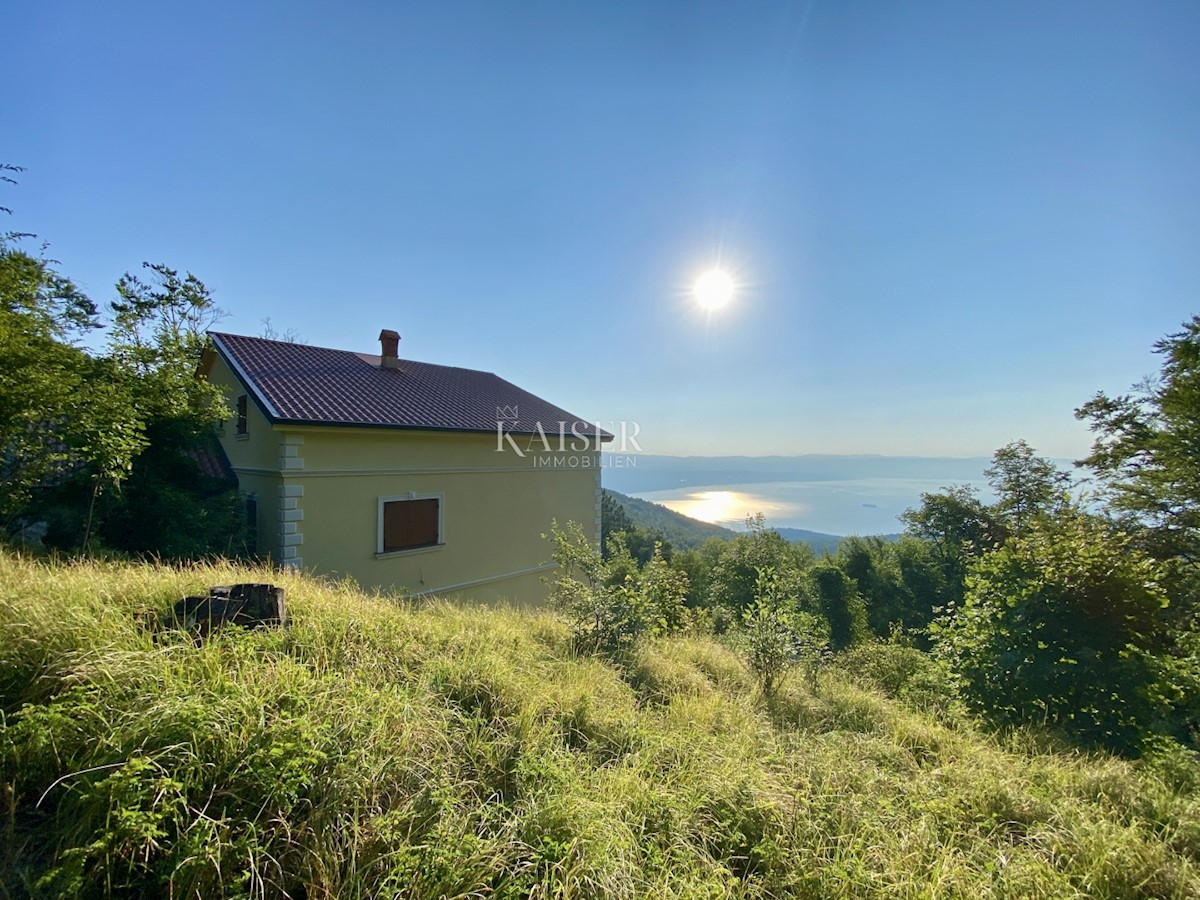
(544, 520, 688, 657)
(933, 508, 1171, 753)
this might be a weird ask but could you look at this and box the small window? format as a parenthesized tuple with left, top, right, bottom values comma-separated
(379, 494, 442, 554)
(236, 395, 248, 435)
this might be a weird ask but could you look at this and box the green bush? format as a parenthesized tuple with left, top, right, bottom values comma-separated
(742, 567, 827, 695)
(838, 637, 929, 696)
(544, 521, 688, 658)
(706, 514, 812, 625)
(834, 634, 954, 714)
(933, 509, 1172, 754)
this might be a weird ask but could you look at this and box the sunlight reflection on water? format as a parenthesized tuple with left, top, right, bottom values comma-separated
(636, 477, 992, 536)
(655, 490, 805, 528)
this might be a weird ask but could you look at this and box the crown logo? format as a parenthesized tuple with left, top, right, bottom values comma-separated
(496, 405, 519, 422)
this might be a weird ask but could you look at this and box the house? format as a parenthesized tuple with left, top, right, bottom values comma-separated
(200, 329, 610, 603)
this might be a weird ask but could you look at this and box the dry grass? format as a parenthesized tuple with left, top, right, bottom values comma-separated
(2, 549, 1198, 898)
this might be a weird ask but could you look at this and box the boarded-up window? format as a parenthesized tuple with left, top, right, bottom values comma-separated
(236, 395, 248, 435)
(382, 498, 440, 552)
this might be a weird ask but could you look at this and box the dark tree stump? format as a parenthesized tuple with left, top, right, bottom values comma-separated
(170, 583, 287, 637)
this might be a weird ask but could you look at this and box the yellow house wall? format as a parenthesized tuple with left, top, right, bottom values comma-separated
(289, 428, 600, 604)
(234, 472, 282, 559)
(204, 352, 602, 603)
(206, 355, 284, 557)
(205, 357, 280, 472)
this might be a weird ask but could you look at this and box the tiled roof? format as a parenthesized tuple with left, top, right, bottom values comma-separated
(209, 332, 612, 440)
(183, 431, 237, 485)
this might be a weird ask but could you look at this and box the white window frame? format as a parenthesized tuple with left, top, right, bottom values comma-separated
(376, 492, 444, 558)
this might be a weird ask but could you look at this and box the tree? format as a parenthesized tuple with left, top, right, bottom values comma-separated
(932, 507, 1171, 753)
(62, 264, 230, 550)
(707, 514, 813, 625)
(67, 357, 147, 547)
(894, 443, 1069, 644)
(600, 489, 633, 550)
(891, 536, 950, 639)
(1077, 315, 1200, 566)
(838, 536, 907, 637)
(1, 172, 244, 557)
(984, 440, 1068, 536)
(809, 562, 866, 651)
(599, 489, 671, 566)
(108, 263, 227, 430)
(0, 169, 102, 526)
(668, 546, 713, 610)
(0, 167, 97, 334)
(835, 536, 948, 645)
(900, 485, 999, 607)
(0, 307, 93, 525)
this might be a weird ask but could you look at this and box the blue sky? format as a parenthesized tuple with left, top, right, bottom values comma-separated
(7, 1, 1198, 458)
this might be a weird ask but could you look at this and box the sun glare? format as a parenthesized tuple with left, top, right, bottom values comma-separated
(693, 269, 734, 310)
(660, 489, 801, 527)
(668, 491, 741, 524)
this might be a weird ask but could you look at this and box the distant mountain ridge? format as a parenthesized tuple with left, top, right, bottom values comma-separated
(773, 527, 901, 554)
(771, 527, 845, 555)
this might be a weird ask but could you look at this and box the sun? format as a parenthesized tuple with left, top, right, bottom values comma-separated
(693, 268, 734, 310)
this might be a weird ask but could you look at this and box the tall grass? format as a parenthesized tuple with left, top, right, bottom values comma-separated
(2, 549, 1199, 898)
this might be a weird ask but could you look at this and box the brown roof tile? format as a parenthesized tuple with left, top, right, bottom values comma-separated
(210, 332, 612, 440)
(184, 431, 237, 484)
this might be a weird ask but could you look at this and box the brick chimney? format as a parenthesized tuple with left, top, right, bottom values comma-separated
(379, 329, 400, 369)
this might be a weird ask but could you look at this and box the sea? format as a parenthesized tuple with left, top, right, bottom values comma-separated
(601, 454, 997, 537)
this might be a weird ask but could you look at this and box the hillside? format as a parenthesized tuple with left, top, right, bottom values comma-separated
(3, 550, 1199, 898)
(771, 526, 845, 555)
(606, 489, 738, 548)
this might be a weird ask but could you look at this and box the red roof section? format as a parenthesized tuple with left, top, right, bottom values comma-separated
(210, 332, 612, 440)
(183, 431, 237, 484)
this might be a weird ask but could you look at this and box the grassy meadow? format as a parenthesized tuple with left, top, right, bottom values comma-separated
(2, 549, 1200, 898)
